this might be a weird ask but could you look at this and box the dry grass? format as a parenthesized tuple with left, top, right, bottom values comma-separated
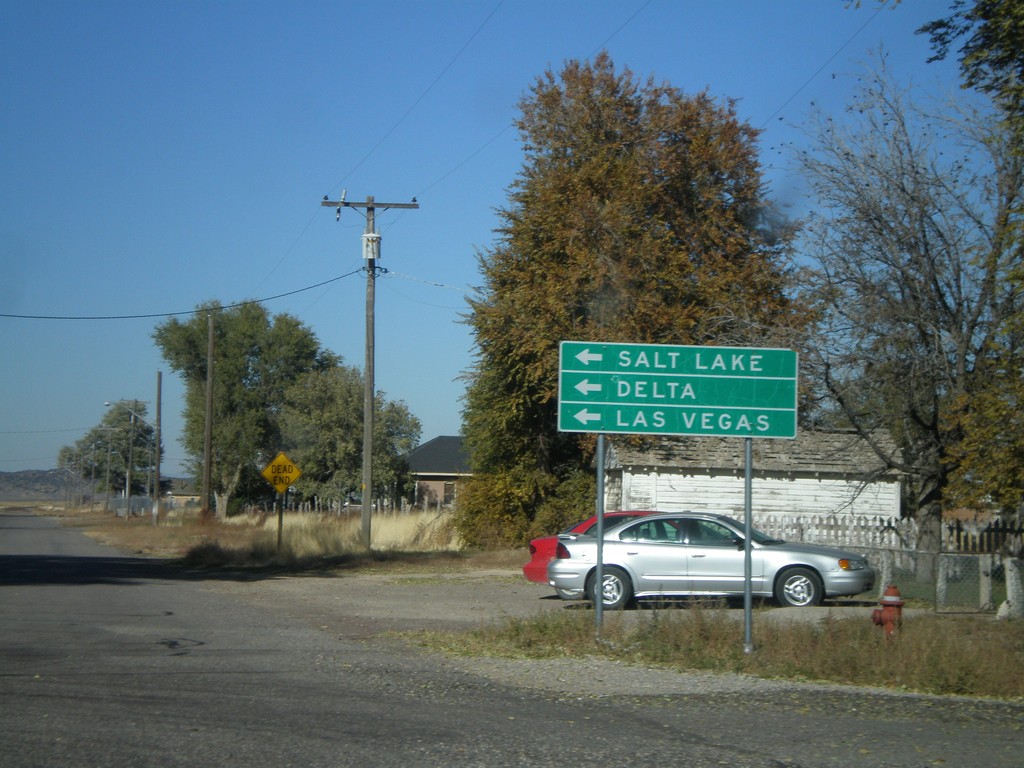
(417, 604, 1024, 700)
(38, 501, 520, 572)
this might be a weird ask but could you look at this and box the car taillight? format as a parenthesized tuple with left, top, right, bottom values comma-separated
(555, 542, 571, 559)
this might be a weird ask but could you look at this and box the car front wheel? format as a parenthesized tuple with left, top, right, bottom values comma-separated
(589, 566, 633, 610)
(775, 567, 823, 607)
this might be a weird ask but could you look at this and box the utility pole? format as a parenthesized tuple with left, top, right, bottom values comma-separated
(126, 400, 137, 516)
(202, 312, 215, 520)
(321, 193, 419, 549)
(153, 370, 161, 525)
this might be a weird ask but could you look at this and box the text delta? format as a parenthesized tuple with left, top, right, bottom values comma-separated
(616, 379, 696, 400)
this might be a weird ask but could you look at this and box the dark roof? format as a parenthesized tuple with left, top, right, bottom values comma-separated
(405, 436, 471, 476)
(606, 430, 900, 479)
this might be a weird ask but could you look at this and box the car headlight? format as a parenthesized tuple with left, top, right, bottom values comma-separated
(838, 558, 867, 571)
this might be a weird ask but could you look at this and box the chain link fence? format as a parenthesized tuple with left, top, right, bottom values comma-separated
(860, 548, 1008, 614)
(110, 494, 155, 518)
(755, 513, 1018, 614)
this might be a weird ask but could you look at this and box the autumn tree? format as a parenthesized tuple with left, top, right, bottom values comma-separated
(457, 53, 806, 547)
(280, 365, 421, 509)
(794, 53, 1024, 571)
(944, 327, 1024, 615)
(154, 301, 335, 517)
(919, 0, 1024, 614)
(919, 0, 1024, 146)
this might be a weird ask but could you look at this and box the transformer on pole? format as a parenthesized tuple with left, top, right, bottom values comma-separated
(321, 194, 419, 548)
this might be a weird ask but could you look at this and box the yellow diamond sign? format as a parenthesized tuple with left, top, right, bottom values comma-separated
(262, 451, 302, 492)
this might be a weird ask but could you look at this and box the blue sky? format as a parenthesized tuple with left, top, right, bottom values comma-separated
(1, 0, 960, 476)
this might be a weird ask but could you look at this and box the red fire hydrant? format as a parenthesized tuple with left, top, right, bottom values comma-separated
(872, 584, 904, 638)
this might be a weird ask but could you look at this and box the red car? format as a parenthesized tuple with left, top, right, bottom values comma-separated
(522, 511, 657, 596)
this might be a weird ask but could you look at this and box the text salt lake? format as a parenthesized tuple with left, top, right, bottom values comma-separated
(617, 349, 766, 372)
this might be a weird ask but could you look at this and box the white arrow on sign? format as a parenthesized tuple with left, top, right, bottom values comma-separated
(573, 408, 602, 425)
(575, 348, 603, 366)
(574, 378, 601, 396)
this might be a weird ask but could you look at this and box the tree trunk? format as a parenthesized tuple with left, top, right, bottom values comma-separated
(998, 531, 1023, 619)
(914, 504, 943, 582)
(214, 491, 230, 519)
(979, 554, 994, 611)
(998, 556, 1023, 619)
(213, 465, 243, 519)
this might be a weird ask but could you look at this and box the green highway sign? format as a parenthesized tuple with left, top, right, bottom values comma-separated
(557, 341, 798, 438)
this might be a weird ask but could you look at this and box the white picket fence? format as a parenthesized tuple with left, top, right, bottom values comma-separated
(754, 512, 911, 550)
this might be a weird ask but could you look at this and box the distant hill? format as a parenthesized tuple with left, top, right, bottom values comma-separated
(0, 469, 74, 501)
(0, 470, 189, 502)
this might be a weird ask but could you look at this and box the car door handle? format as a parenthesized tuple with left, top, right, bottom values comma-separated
(690, 553, 706, 558)
(625, 550, 639, 555)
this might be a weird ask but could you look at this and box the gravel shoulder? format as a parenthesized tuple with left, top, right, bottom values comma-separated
(205, 568, 936, 701)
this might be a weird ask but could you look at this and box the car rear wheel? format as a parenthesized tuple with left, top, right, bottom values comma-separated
(775, 567, 823, 607)
(589, 566, 633, 610)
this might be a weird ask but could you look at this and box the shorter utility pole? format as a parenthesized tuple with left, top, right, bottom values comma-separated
(126, 400, 137, 515)
(321, 193, 419, 549)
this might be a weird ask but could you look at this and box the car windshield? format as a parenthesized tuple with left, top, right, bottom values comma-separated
(718, 515, 784, 545)
(574, 516, 624, 536)
(559, 519, 589, 535)
(562, 513, 646, 537)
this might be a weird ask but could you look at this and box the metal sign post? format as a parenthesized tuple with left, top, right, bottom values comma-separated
(744, 437, 754, 653)
(595, 433, 605, 632)
(556, 341, 798, 647)
(261, 452, 302, 553)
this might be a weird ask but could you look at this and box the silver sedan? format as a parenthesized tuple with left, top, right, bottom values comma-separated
(546, 511, 875, 609)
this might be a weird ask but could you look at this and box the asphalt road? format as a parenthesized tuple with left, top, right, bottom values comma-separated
(1, 507, 1021, 767)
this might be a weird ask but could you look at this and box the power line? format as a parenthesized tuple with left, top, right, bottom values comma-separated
(252, 3, 505, 299)
(0, 427, 93, 435)
(758, 3, 885, 128)
(1, 8, 885, 325)
(17, 6, 513, 323)
(0, 269, 364, 321)
(412, 1, 653, 204)
(326, 0, 506, 197)
(585, 0, 655, 61)
(384, 269, 468, 294)
(0, 265, 473, 323)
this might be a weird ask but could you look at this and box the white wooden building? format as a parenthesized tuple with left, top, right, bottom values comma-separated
(603, 431, 903, 525)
